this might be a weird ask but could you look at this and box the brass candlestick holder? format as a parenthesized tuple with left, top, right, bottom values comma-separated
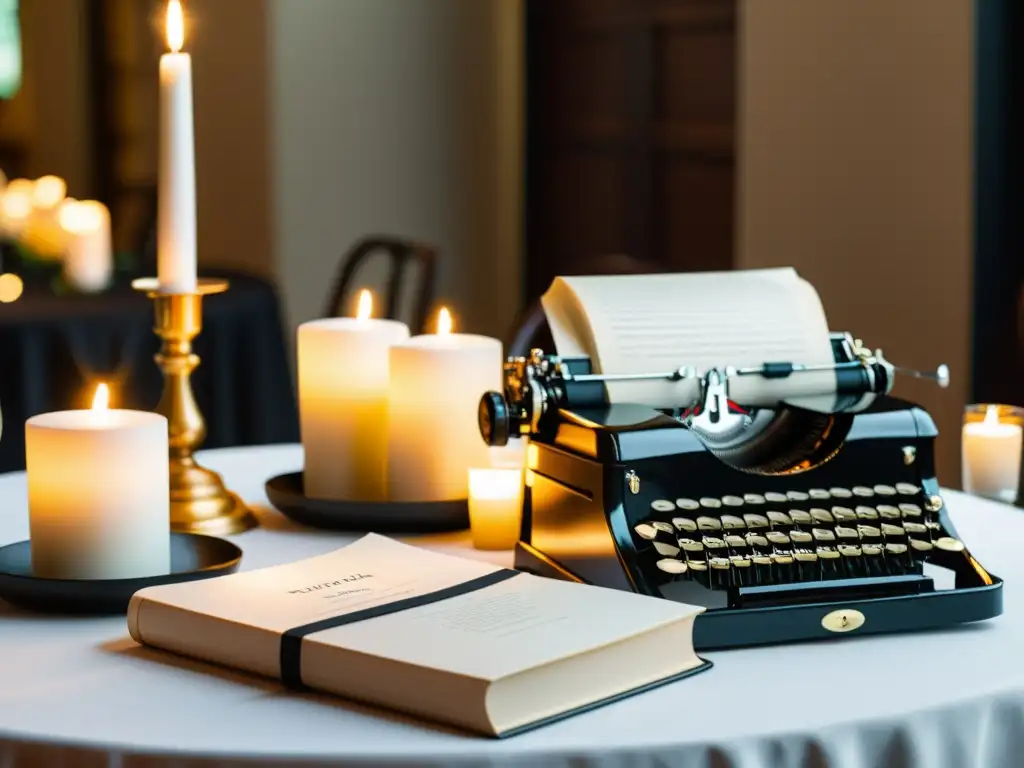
(133, 277, 258, 535)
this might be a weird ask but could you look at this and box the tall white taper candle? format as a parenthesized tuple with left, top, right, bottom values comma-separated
(157, 0, 197, 293)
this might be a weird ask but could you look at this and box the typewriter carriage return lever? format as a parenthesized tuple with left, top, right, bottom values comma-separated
(478, 331, 1000, 651)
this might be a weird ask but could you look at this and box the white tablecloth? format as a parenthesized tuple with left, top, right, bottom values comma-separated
(0, 443, 1020, 768)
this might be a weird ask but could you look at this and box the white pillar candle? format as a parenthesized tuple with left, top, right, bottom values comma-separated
(387, 308, 502, 501)
(299, 291, 410, 500)
(25, 384, 171, 579)
(59, 200, 113, 292)
(962, 405, 1023, 503)
(157, 0, 197, 293)
(468, 468, 522, 550)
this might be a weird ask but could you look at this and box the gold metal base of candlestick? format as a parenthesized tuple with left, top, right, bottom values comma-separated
(133, 277, 259, 536)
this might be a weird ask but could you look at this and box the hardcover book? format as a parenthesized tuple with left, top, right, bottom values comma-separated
(127, 534, 710, 737)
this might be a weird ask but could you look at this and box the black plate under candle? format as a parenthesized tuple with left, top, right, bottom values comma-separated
(0, 533, 242, 615)
(265, 472, 469, 533)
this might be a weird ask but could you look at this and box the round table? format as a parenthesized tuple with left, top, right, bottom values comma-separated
(0, 444, 1020, 768)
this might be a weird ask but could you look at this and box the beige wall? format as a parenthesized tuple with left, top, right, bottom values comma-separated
(738, 0, 974, 487)
(267, 0, 523, 337)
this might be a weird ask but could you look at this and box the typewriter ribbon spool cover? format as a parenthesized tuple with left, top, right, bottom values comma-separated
(540, 267, 838, 413)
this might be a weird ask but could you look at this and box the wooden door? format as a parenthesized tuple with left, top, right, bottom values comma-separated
(524, 0, 738, 299)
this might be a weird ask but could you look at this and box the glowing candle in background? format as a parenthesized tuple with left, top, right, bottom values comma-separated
(468, 468, 522, 550)
(962, 404, 1023, 503)
(59, 200, 113, 293)
(298, 290, 410, 500)
(157, 0, 197, 293)
(387, 307, 502, 501)
(25, 383, 171, 579)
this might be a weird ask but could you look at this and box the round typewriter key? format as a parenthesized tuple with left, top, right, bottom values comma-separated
(935, 536, 965, 552)
(852, 486, 874, 498)
(656, 558, 688, 574)
(853, 505, 877, 520)
(910, 539, 934, 552)
(634, 524, 659, 540)
(766, 510, 792, 527)
(829, 487, 853, 499)
(650, 521, 675, 534)
(877, 504, 902, 520)
(786, 490, 809, 502)
(651, 500, 676, 513)
(672, 517, 698, 532)
(743, 493, 766, 505)
(699, 497, 722, 509)
(721, 495, 744, 507)
(898, 503, 922, 517)
(764, 492, 788, 504)
(808, 488, 831, 500)
(675, 497, 700, 511)
(653, 541, 681, 557)
(896, 482, 920, 496)
(743, 513, 769, 529)
(874, 484, 897, 496)
(790, 530, 813, 545)
(720, 515, 745, 529)
(810, 508, 834, 524)
(696, 516, 722, 531)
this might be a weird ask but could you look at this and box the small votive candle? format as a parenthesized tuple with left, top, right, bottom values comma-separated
(468, 468, 522, 550)
(59, 200, 113, 292)
(25, 384, 171, 579)
(962, 404, 1023, 503)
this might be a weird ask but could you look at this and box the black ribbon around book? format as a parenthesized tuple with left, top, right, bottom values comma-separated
(280, 568, 522, 690)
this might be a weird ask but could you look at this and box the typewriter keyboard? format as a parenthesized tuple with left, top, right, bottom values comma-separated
(632, 483, 962, 589)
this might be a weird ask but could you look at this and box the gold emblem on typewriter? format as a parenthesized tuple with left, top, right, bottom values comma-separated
(821, 609, 866, 633)
(626, 470, 640, 495)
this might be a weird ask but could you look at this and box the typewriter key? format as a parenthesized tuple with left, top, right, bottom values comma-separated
(808, 488, 831, 500)
(895, 482, 920, 496)
(653, 541, 681, 557)
(651, 521, 675, 534)
(696, 516, 722, 531)
(835, 526, 859, 541)
(881, 523, 906, 538)
(838, 543, 862, 557)
(767, 531, 791, 545)
(857, 524, 881, 543)
(771, 552, 795, 565)
(634, 523, 658, 540)
(874, 484, 897, 496)
(816, 547, 841, 577)
(724, 533, 747, 549)
(651, 500, 676, 513)
(720, 515, 746, 530)
(765, 492, 788, 504)
(812, 528, 836, 542)
(686, 559, 709, 572)
(699, 497, 722, 509)
(854, 505, 878, 521)
(722, 495, 745, 507)
(877, 505, 902, 520)
(767, 510, 792, 528)
(935, 536, 965, 552)
(885, 543, 909, 555)
(810, 508, 834, 524)
(656, 558, 689, 574)
(852, 486, 874, 498)
(678, 538, 704, 553)
(899, 503, 923, 518)
(672, 517, 698, 533)
(790, 530, 813, 545)
(902, 521, 928, 536)
(743, 513, 770, 529)
(925, 520, 942, 532)
(829, 487, 853, 499)
(910, 539, 934, 553)
(745, 532, 769, 548)
(793, 550, 818, 562)
(675, 498, 700, 511)
(743, 493, 766, 505)
(786, 490, 809, 502)
(789, 509, 813, 526)
(862, 544, 882, 556)
(751, 554, 773, 566)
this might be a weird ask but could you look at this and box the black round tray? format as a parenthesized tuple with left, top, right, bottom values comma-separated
(265, 472, 469, 532)
(0, 533, 242, 615)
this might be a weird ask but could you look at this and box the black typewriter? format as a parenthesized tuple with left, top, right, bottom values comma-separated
(479, 333, 1002, 650)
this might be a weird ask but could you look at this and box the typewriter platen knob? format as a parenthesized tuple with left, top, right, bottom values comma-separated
(479, 392, 511, 446)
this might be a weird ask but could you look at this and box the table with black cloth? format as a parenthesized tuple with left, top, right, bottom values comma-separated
(0, 270, 299, 472)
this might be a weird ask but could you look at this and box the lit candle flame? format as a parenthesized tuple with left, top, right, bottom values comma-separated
(984, 404, 999, 426)
(437, 307, 453, 335)
(166, 0, 185, 53)
(356, 289, 373, 320)
(92, 383, 110, 411)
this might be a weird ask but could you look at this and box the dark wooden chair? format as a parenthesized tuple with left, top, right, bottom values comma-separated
(322, 236, 438, 333)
